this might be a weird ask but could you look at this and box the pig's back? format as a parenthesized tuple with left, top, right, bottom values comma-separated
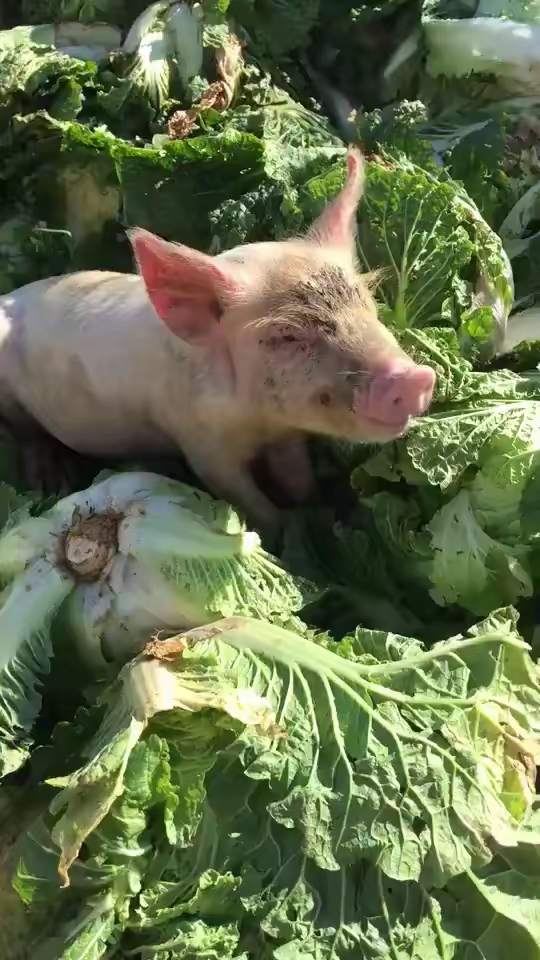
(0, 271, 186, 456)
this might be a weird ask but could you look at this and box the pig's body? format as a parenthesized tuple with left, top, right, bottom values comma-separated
(0, 273, 175, 455)
(0, 271, 228, 456)
(0, 150, 435, 522)
(0, 268, 299, 519)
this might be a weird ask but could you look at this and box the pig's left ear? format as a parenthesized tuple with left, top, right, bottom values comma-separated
(306, 147, 364, 251)
(128, 228, 244, 346)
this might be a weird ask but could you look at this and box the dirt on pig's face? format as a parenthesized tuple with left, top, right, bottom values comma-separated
(230, 246, 431, 445)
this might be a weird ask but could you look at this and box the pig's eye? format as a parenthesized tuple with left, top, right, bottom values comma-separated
(264, 331, 305, 350)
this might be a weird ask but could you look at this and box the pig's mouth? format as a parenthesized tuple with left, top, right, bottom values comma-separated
(358, 412, 412, 439)
(250, 414, 415, 511)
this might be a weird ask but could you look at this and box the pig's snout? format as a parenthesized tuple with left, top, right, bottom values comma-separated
(356, 363, 435, 427)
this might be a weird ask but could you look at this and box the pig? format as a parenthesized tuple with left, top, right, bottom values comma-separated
(0, 148, 435, 523)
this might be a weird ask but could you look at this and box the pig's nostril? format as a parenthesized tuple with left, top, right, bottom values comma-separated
(388, 389, 409, 413)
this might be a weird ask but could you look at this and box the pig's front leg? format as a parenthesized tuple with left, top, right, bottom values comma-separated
(182, 440, 280, 526)
(265, 437, 314, 504)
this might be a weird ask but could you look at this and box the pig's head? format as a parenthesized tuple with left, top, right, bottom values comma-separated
(129, 148, 435, 447)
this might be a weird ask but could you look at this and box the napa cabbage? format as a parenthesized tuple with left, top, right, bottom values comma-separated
(0, 471, 307, 778)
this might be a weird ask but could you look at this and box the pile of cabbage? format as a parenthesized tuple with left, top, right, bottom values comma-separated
(2, 471, 540, 960)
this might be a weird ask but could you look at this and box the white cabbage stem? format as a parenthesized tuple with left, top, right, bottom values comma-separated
(0, 558, 73, 673)
(425, 17, 540, 94)
(0, 516, 54, 575)
(118, 509, 259, 565)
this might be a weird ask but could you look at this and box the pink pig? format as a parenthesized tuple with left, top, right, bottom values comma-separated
(0, 148, 434, 522)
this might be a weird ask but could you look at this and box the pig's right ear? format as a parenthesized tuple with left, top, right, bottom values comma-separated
(128, 228, 243, 345)
(306, 147, 365, 252)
